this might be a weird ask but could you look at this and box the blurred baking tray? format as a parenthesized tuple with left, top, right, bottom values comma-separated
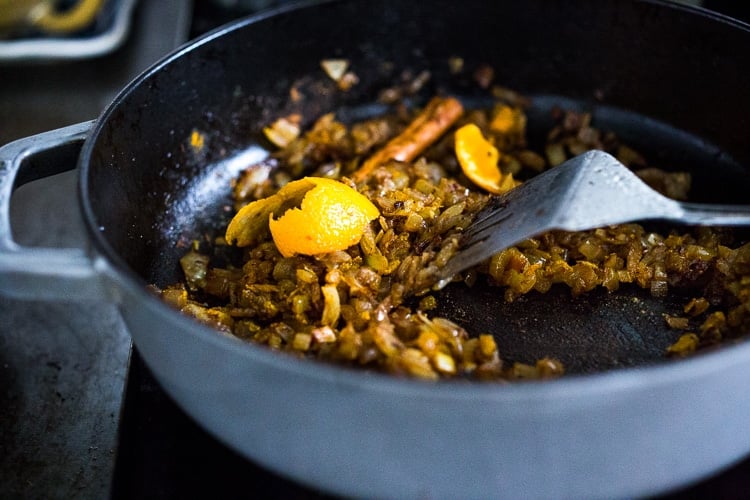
(0, 0, 138, 61)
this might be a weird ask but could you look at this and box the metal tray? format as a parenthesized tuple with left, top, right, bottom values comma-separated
(0, 0, 138, 61)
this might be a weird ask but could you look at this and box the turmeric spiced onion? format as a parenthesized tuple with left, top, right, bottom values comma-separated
(159, 87, 750, 381)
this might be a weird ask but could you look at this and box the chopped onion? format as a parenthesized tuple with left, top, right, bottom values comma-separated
(321, 59, 349, 81)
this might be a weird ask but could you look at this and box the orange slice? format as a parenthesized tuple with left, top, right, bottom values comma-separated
(454, 123, 516, 194)
(226, 177, 379, 258)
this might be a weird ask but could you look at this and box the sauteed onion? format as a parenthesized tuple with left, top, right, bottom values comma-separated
(158, 75, 750, 381)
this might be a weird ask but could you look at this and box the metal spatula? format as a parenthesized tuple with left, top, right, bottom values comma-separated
(437, 150, 750, 282)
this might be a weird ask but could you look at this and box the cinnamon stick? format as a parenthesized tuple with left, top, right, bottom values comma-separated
(351, 96, 464, 182)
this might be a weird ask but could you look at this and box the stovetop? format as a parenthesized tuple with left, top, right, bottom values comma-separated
(3, 1, 750, 498)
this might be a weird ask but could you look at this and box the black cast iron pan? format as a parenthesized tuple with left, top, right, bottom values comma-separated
(3, 0, 750, 497)
(111, 0, 750, 374)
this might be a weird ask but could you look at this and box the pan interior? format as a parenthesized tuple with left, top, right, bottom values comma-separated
(137, 94, 750, 374)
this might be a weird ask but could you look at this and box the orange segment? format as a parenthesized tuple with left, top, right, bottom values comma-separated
(489, 104, 523, 134)
(225, 177, 316, 248)
(454, 123, 517, 194)
(225, 177, 379, 258)
(269, 178, 379, 257)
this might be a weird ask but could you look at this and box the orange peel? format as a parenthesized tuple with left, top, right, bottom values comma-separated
(226, 177, 379, 257)
(454, 123, 517, 194)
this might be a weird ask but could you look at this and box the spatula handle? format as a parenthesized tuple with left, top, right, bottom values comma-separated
(675, 202, 750, 226)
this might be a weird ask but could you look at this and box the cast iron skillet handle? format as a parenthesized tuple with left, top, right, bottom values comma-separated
(0, 122, 115, 302)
